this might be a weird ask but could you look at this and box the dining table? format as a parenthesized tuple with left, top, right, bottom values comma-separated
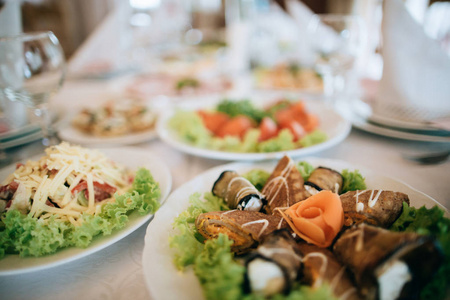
(1, 8, 449, 300)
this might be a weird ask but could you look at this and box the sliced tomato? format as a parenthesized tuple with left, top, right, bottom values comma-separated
(197, 110, 230, 135)
(71, 181, 88, 195)
(281, 120, 306, 141)
(258, 117, 278, 141)
(216, 115, 253, 138)
(71, 181, 117, 202)
(274, 108, 295, 127)
(303, 114, 319, 132)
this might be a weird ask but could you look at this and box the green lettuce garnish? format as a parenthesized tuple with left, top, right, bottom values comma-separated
(194, 234, 246, 300)
(169, 110, 212, 147)
(296, 161, 315, 181)
(298, 130, 328, 148)
(0, 168, 160, 258)
(341, 169, 367, 193)
(390, 203, 450, 300)
(217, 99, 267, 123)
(170, 192, 228, 269)
(243, 169, 270, 191)
(258, 129, 296, 152)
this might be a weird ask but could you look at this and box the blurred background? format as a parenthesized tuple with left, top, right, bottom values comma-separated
(11, 0, 448, 61)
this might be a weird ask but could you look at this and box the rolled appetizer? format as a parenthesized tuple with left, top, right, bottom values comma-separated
(195, 210, 286, 254)
(333, 223, 443, 300)
(297, 242, 360, 300)
(304, 166, 344, 194)
(245, 229, 302, 297)
(340, 190, 409, 228)
(262, 156, 311, 214)
(212, 171, 266, 212)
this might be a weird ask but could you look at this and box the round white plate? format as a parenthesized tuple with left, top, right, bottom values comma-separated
(0, 147, 172, 276)
(156, 97, 351, 161)
(58, 125, 158, 147)
(351, 99, 450, 133)
(338, 100, 450, 143)
(142, 157, 447, 300)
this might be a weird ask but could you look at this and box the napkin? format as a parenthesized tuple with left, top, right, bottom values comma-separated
(373, 0, 450, 123)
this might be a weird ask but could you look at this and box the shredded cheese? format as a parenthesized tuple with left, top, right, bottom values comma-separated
(2, 142, 132, 225)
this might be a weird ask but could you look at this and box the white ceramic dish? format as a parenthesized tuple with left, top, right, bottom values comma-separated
(142, 157, 447, 300)
(0, 147, 172, 276)
(351, 99, 450, 133)
(157, 98, 351, 161)
(338, 100, 450, 143)
(58, 125, 158, 147)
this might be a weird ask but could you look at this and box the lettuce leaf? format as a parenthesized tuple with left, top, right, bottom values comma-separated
(390, 203, 450, 300)
(216, 99, 267, 123)
(169, 110, 212, 147)
(341, 169, 367, 193)
(170, 192, 229, 270)
(194, 234, 246, 300)
(296, 161, 315, 181)
(0, 167, 160, 258)
(258, 129, 296, 152)
(243, 169, 270, 191)
(298, 130, 328, 148)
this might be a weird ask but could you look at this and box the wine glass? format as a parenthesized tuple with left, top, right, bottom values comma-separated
(0, 31, 65, 146)
(307, 14, 366, 103)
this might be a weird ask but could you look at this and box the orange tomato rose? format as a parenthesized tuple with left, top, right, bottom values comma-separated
(284, 190, 344, 247)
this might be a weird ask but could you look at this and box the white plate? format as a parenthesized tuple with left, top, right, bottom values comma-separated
(58, 125, 158, 147)
(156, 97, 351, 161)
(338, 100, 450, 143)
(142, 157, 448, 300)
(351, 99, 450, 133)
(0, 147, 172, 276)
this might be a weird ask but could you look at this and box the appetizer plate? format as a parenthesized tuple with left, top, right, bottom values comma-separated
(58, 125, 158, 147)
(156, 98, 351, 161)
(0, 147, 172, 276)
(142, 157, 447, 300)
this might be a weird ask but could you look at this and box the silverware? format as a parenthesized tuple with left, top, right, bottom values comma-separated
(402, 150, 450, 165)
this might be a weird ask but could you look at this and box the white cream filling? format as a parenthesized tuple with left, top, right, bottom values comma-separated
(377, 260, 411, 300)
(248, 258, 284, 296)
(239, 196, 262, 212)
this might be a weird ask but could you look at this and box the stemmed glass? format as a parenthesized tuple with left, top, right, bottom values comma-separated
(0, 31, 65, 146)
(307, 14, 365, 104)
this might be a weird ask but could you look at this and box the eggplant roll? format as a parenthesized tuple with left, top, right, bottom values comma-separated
(195, 210, 287, 254)
(304, 167, 343, 194)
(297, 242, 361, 300)
(333, 224, 443, 300)
(212, 170, 265, 212)
(340, 190, 409, 228)
(262, 155, 311, 214)
(245, 229, 302, 297)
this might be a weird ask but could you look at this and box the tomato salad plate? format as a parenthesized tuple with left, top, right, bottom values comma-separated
(156, 96, 351, 161)
(142, 156, 449, 300)
(0, 144, 171, 275)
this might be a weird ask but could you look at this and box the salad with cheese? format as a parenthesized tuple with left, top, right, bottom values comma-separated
(0, 142, 161, 258)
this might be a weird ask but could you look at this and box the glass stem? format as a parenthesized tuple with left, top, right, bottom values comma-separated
(322, 72, 336, 103)
(34, 103, 59, 146)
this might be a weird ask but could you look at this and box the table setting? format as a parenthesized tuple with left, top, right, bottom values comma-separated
(0, 0, 449, 299)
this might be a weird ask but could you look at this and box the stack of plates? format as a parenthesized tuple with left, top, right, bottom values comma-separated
(338, 98, 450, 143)
(0, 123, 42, 150)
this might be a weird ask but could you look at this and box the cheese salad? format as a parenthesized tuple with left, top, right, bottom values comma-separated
(0, 142, 133, 226)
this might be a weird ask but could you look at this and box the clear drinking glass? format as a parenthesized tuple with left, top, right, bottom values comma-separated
(307, 14, 365, 103)
(0, 31, 65, 146)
